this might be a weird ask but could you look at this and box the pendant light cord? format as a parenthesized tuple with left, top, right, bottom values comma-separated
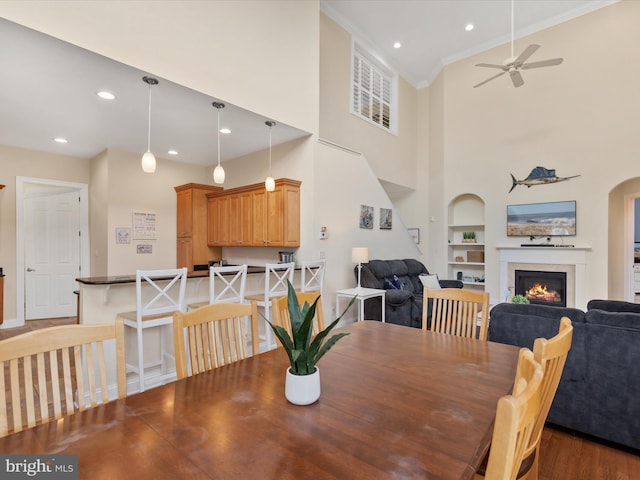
(268, 125, 272, 174)
(217, 107, 221, 167)
(147, 82, 152, 152)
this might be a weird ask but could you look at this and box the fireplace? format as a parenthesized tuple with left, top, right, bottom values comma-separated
(515, 270, 567, 307)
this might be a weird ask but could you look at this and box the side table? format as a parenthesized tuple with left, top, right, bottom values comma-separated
(336, 287, 385, 323)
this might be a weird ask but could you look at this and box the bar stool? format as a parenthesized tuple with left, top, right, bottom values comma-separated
(188, 264, 248, 310)
(117, 268, 187, 393)
(245, 262, 294, 350)
(300, 259, 326, 294)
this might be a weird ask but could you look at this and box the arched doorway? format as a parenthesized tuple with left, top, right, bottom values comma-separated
(608, 178, 640, 302)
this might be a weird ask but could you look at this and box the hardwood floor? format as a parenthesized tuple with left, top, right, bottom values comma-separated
(1, 317, 638, 477)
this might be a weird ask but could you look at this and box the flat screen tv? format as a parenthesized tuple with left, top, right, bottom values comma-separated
(507, 200, 576, 237)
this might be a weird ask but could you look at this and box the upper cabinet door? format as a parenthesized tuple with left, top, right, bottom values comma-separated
(176, 189, 193, 237)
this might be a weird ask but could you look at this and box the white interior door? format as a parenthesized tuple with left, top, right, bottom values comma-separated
(24, 189, 80, 319)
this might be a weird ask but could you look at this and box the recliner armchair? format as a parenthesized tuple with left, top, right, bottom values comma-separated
(356, 259, 462, 328)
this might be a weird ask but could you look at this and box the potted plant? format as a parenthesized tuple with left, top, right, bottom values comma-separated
(511, 294, 530, 304)
(462, 231, 477, 243)
(267, 281, 355, 405)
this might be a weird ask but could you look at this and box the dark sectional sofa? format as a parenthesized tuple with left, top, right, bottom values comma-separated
(356, 259, 462, 328)
(488, 300, 640, 451)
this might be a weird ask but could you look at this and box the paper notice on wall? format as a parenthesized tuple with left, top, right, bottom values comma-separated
(132, 211, 157, 239)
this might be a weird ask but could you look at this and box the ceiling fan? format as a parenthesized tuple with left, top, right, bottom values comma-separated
(473, 0, 563, 88)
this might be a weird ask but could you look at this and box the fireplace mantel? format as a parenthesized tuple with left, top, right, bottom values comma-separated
(497, 245, 591, 310)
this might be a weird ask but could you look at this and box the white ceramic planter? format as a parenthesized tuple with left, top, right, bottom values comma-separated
(285, 367, 321, 405)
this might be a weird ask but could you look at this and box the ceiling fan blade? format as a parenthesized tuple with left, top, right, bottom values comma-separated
(475, 63, 506, 70)
(522, 58, 564, 70)
(473, 71, 506, 88)
(510, 70, 524, 88)
(514, 44, 540, 65)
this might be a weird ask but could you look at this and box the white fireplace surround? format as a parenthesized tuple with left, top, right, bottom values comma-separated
(497, 246, 590, 310)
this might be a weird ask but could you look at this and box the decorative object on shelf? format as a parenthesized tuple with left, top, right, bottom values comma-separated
(266, 281, 354, 405)
(408, 228, 420, 244)
(511, 294, 530, 304)
(359, 205, 373, 229)
(509, 166, 580, 193)
(462, 231, 476, 243)
(455, 256, 464, 262)
(352, 247, 369, 289)
(212, 101, 226, 184)
(379, 208, 392, 229)
(264, 120, 276, 192)
(474, 0, 563, 89)
(467, 251, 485, 263)
(141, 76, 159, 173)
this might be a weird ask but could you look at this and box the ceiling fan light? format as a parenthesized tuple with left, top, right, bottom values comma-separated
(265, 176, 275, 192)
(141, 151, 156, 173)
(213, 164, 226, 184)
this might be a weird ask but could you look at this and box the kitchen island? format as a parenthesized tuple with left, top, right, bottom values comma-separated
(76, 266, 300, 394)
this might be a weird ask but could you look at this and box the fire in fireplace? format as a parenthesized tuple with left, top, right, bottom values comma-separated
(514, 270, 567, 307)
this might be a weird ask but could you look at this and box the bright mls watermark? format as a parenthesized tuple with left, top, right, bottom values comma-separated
(0, 455, 78, 479)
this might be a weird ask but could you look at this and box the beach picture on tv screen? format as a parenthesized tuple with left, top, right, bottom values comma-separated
(507, 200, 576, 237)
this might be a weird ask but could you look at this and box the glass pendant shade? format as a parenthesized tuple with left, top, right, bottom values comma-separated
(213, 164, 225, 184)
(141, 151, 156, 173)
(265, 176, 275, 192)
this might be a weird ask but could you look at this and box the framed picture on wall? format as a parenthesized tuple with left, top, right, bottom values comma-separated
(380, 208, 392, 230)
(408, 228, 420, 244)
(359, 204, 374, 229)
(115, 227, 130, 244)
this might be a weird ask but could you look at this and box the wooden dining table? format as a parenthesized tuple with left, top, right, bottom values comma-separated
(0, 321, 519, 480)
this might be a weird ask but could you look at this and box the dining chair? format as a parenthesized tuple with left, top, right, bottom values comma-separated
(0, 318, 126, 437)
(476, 348, 544, 480)
(117, 268, 187, 393)
(299, 259, 326, 293)
(245, 262, 295, 350)
(173, 301, 259, 379)
(475, 317, 573, 480)
(521, 317, 574, 480)
(188, 264, 248, 310)
(422, 287, 490, 340)
(271, 290, 325, 338)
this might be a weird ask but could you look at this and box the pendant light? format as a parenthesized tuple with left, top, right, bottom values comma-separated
(212, 102, 226, 184)
(265, 120, 276, 192)
(141, 76, 159, 173)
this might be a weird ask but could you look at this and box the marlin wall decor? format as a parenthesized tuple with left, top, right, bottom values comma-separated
(509, 166, 580, 193)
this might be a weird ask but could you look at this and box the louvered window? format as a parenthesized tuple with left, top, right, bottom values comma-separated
(352, 43, 395, 132)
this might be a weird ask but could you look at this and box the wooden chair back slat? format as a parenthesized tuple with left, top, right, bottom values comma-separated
(270, 291, 325, 339)
(174, 302, 259, 380)
(422, 288, 490, 341)
(0, 319, 126, 437)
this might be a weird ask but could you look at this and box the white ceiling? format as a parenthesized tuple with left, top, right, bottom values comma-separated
(321, 0, 617, 88)
(0, 2, 617, 167)
(0, 17, 309, 166)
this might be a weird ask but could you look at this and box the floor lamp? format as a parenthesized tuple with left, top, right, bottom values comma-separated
(352, 247, 369, 289)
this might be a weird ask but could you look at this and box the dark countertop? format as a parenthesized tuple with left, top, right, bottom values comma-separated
(76, 265, 286, 285)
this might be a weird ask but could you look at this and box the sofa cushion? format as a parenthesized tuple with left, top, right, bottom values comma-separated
(585, 309, 640, 329)
(587, 299, 640, 313)
(419, 274, 441, 290)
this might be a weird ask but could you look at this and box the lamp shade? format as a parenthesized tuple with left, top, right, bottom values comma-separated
(213, 165, 225, 184)
(141, 151, 156, 173)
(265, 176, 275, 192)
(351, 247, 369, 264)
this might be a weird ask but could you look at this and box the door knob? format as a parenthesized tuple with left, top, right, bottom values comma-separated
(26, 267, 36, 272)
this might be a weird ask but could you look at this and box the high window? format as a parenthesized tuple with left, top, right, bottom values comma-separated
(352, 43, 396, 133)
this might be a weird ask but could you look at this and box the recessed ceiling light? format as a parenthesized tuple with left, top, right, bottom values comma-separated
(465, 23, 474, 32)
(97, 91, 115, 100)
(393, 41, 402, 49)
(168, 150, 178, 155)
(220, 128, 231, 134)
(53, 137, 68, 144)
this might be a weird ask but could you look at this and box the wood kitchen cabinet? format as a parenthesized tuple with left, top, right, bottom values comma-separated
(175, 183, 222, 272)
(206, 178, 300, 247)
